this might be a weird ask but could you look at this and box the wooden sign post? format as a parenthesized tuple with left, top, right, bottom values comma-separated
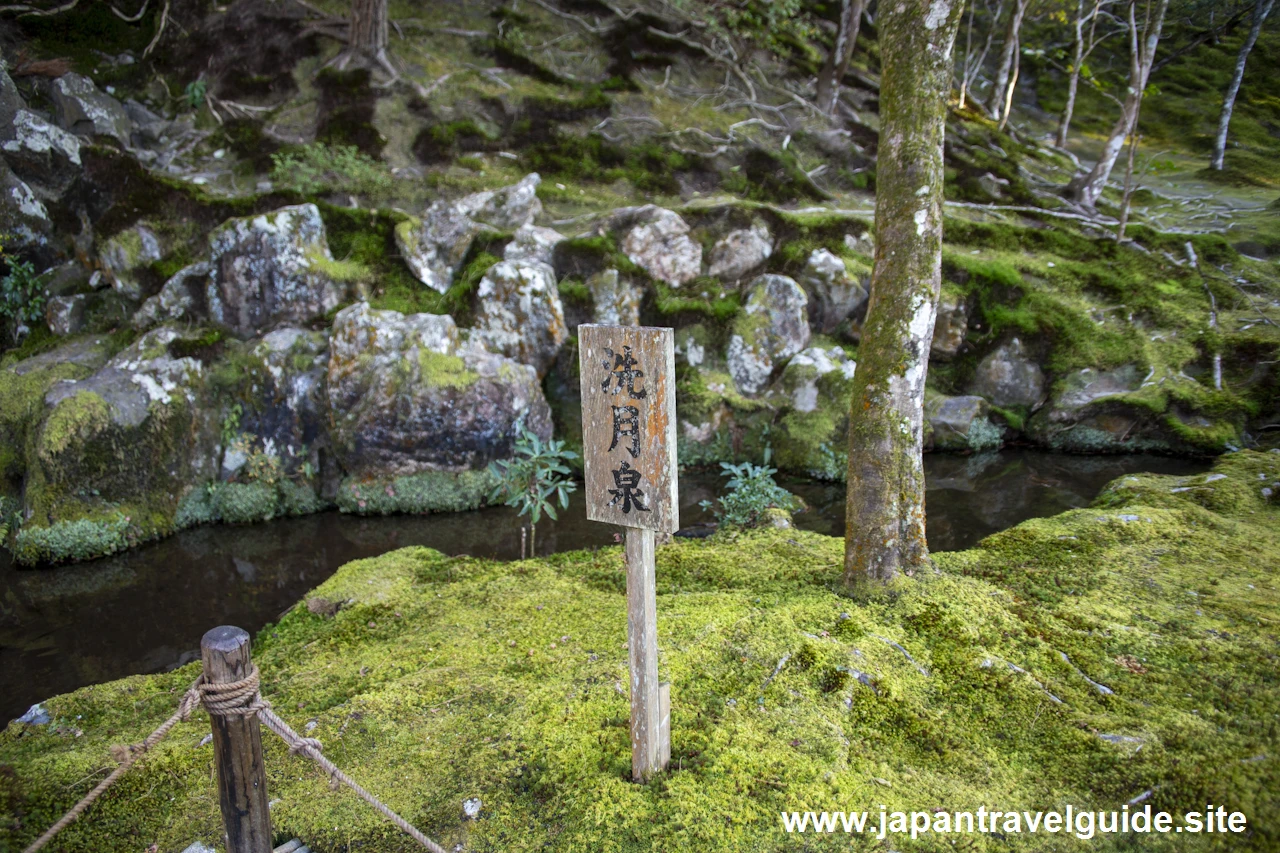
(579, 324, 677, 782)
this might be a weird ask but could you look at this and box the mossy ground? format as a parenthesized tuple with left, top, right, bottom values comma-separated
(3, 452, 1278, 852)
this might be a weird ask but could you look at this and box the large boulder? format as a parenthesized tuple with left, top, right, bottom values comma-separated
(455, 172, 542, 230)
(727, 274, 810, 395)
(504, 223, 564, 267)
(98, 222, 164, 300)
(206, 204, 346, 337)
(473, 260, 567, 376)
(798, 248, 868, 335)
(925, 393, 1000, 452)
(1, 109, 82, 195)
(395, 201, 491, 294)
(45, 294, 87, 336)
(930, 290, 968, 360)
(225, 328, 330, 481)
(606, 206, 702, 287)
(326, 302, 553, 477)
(15, 327, 218, 564)
(0, 59, 24, 139)
(968, 338, 1045, 409)
(132, 262, 210, 330)
(707, 222, 772, 282)
(586, 268, 640, 326)
(0, 157, 57, 260)
(776, 346, 856, 413)
(47, 73, 131, 145)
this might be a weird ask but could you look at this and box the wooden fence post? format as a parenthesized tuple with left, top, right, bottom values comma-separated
(201, 626, 273, 853)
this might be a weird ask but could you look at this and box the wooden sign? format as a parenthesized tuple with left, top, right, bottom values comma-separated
(579, 323, 676, 782)
(579, 324, 678, 534)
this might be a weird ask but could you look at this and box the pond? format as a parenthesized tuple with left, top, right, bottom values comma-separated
(0, 450, 1208, 722)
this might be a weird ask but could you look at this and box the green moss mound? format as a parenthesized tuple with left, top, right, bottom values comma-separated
(3, 452, 1278, 850)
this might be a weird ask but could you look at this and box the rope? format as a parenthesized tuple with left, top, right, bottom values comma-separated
(202, 664, 448, 853)
(22, 684, 202, 853)
(24, 664, 447, 853)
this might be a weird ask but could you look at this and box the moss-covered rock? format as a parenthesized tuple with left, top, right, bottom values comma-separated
(14, 327, 219, 564)
(3, 452, 1279, 851)
(326, 302, 552, 477)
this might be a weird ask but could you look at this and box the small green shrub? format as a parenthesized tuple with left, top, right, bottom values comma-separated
(488, 428, 578, 528)
(213, 482, 278, 524)
(182, 79, 207, 111)
(700, 448, 802, 528)
(13, 514, 129, 564)
(338, 469, 497, 515)
(1, 259, 44, 344)
(278, 479, 326, 516)
(269, 143, 392, 197)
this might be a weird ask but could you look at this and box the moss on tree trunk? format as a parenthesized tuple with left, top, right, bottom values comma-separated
(843, 0, 963, 588)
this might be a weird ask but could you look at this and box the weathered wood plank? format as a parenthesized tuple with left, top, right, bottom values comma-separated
(625, 527, 663, 781)
(201, 626, 273, 853)
(578, 325, 678, 534)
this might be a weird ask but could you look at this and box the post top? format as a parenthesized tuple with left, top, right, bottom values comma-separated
(201, 625, 250, 653)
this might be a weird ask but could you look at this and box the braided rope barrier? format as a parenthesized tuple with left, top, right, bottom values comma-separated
(23, 665, 447, 853)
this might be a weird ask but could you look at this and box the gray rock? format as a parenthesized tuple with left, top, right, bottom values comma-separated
(326, 302, 553, 476)
(45, 294, 87, 336)
(99, 222, 164, 300)
(777, 346, 856, 412)
(455, 172, 542, 230)
(925, 393, 998, 451)
(473, 260, 567, 376)
(707, 221, 771, 282)
(132, 262, 210, 330)
(727, 274, 810, 395)
(976, 172, 1011, 200)
(503, 223, 564, 267)
(931, 291, 967, 360)
(586, 268, 640, 326)
(48, 73, 131, 144)
(239, 327, 330, 476)
(16, 703, 50, 725)
(0, 157, 55, 258)
(20, 327, 219, 562)
(1054, 364, 1142, 411)
(0, 58, 24, 135)
(606, 205, 702, 287)
(1, 109, 82, 194)
(395, 201, 491, 294)
(122, 98, 166, 145)
(206, 204, 346, 337)
(968, 338, 1045, 408)
(798, 248, 868, 335)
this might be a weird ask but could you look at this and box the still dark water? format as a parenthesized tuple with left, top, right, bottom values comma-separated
(0, 451, 1206, 722)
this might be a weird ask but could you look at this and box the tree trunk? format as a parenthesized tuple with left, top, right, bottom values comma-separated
(1067, 0, 1168, 208)
(1057, 0, 1095, 147)
(350, 0, 388, 59)
(1211, 0, 1274, 170)
(816, 0, 866, 114)
(987, 0, 1029, 121)
(998, 32, 1020, 130)
(843, 0, 964, 587)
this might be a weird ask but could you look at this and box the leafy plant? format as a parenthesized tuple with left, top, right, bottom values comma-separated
(220, 403, 242, 447)
(183, 79, 207, 111)
(700, 447, 801, 529)
(269, 143, 392, 197)
(488, 428, 578, 556)
(1, 259, 44, 344)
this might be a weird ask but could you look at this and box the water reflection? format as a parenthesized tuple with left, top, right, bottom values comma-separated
(0, 451, 1206, 721)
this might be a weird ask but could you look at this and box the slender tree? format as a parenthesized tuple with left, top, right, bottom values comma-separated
(816, 0, 867, 114)
(958, 0, 1004, 111)
(988, 0, 1031, 122)
(844, 0, 965, 587)
(1066, 0, 1169, 208)
(1057, 0, 1122, 147)
(1211, 0, 1275, 170)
